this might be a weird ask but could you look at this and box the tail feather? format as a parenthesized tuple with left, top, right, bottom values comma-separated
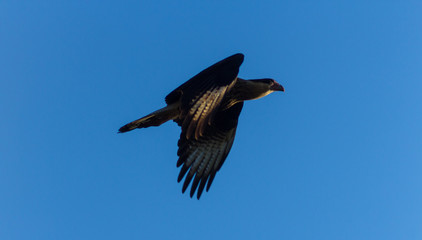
(118, 104, 178, 133)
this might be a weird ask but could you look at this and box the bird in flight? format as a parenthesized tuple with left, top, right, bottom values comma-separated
(119, 53, 284, 199)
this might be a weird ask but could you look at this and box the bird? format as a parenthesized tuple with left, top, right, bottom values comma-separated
(118, 53, 284, 199)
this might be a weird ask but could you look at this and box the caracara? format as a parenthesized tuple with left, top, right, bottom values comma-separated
(119, 53, 284, 199)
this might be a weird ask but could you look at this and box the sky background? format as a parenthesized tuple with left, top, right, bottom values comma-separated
(1, 1, 421, 239)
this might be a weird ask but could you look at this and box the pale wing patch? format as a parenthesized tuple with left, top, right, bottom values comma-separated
(183, 86, 228, 140)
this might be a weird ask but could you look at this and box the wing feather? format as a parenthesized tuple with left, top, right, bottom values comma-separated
(166, 53, 244, 140)
(176, 102, 244, 199)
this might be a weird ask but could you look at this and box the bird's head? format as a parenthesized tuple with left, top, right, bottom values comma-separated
(251, 78, 284, 92)
(268, 79, 285, 92)
(234, 78, 284, 102)
(247, 78, 284, 98)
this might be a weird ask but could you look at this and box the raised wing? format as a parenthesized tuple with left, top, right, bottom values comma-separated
(165, 53, 244, 140)
(176, 102, 244, 199)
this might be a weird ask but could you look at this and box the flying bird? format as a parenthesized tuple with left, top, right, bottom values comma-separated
(119, 53, 284, 199)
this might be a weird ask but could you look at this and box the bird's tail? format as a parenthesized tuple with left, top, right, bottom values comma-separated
(118, 103, 179, 133)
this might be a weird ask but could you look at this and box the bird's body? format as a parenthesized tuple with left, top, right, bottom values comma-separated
(119, 53, 284, 199)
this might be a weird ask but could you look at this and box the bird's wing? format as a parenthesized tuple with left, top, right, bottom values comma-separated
(165, 53, 244, 140)
(176, 102, 244, 199)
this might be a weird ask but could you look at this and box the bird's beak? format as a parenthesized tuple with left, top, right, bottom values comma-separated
(270, 81, 285, 92)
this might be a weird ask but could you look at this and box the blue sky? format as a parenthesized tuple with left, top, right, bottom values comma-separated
(1, 1, 421, 239)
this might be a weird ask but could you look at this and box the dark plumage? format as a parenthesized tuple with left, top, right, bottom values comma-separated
(119, 53, 284, 199)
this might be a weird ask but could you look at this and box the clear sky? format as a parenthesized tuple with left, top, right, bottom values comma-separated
(1, 1, 421, 239)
